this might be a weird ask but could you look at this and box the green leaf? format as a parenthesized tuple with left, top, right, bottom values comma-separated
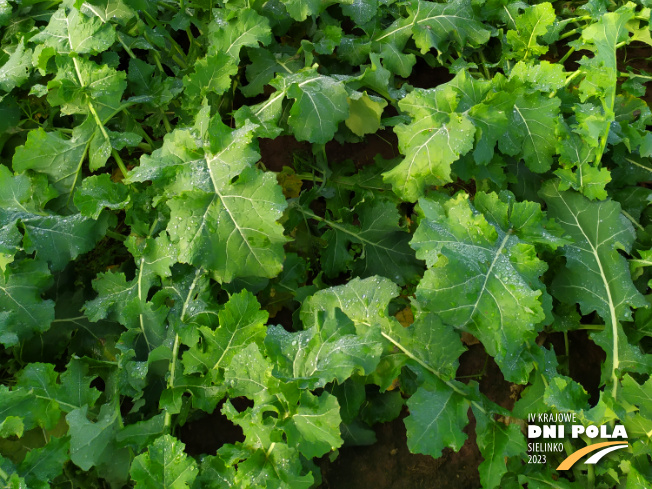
(18, 436, 69, 489)
(315, 195, 422, 284)
(67, 403, 120, 471)
(555, 125, 610, 200)
(543, 376, 590, 412)
(182, 290, 268, 374)
(127, 58, 183, 107)
(404, 378, 470, 458)
(129, 121, 288, 282)
(277, 69, 349, 144)
(500, 92, 560, 173)
(541, 182, 649, 385)
(342, 0, 378, 25)
(241, 47, 302, 98)
(384, 309, 466, 382)
(280, 0, 323, 21)
(225, 342, 277, 402)
(80, 0, 136, 24)
(209, 9, 271, 61)
(74, 174, 130, 219)
(183, 53, 237, 99)
(48, 57, 126, 120)
(0, 260, 55, 347)
(447, 71, 509, 166)
(379, 42, 416, 78)
(0, 360, 100, 431)
(508, 61, 566, 93)
(0, 39, 32, 92)
(12, 128, 88, 203)
(505, 3, 556, 60)
(474, 407, 527, 489)
(266, 308, 383, 389)
(116, 413, 166, 451)
(84, 235, 176, 357)
(411, 192, 550, 382)
(283, 391, 343, 458)
(345, 92, 386, 137)
(131, 435, 198, 489)
(579, 5, 634, 87)
(158, 266, 220, 337)
(300, 276, 399, 335)
(225, 442, 314, 488)
(375, 0, 490, 59)
(0, 165, 109, 270)
(620, 375, 652, 418)
(0, 417, 23, 438)
(33, 7, 116, 55)
(575, 4, 635, 159)
(22, 213, 109, 271)
(194, 455, 237, 489)
(384, 86, 476, 201)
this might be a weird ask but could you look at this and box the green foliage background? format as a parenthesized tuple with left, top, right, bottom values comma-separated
(0, 0, 651, 487)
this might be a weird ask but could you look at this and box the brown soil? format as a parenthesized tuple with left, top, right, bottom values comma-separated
(318, 410, 481, 489)
(178, 399, 248, 457)
(259, 135, 311, 172)
(325, 129, 399, 168)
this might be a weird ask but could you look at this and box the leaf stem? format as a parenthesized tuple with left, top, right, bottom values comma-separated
(67, 141, 91, 205)
(557, 15, 591, 27)
(164, 268, 203, 430)
(112, 149, 129, 178)
(478, 50, 491, 80)
(163, 333, 180, 430)
(106, 229, 127, 241)
(587, 463, 595, 489)
(266, 442, 276, 457)
(549, 70, 581, 98)
(621, 210, 644, 231)
(558, 46, 575, 65)
(559, 27, 582, 40)
(116, 32, 137, 59)
(72, 57, 84, 86)
(575, 324, 604, 331)
(380, 331, 487, 414)
(292, 172, 387, 191)
(160, 109, 173, 133)
(52, 316, 87, 323)
(142, 11, 188, 68)
(619, 72, 652, 80)
(157, 1, 177, 11)
(88, 102, 110, 141)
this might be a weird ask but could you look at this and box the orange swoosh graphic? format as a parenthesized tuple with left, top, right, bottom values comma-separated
(557, 442, 629, 471)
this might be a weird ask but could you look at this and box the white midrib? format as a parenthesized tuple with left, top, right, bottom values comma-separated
(180, 268, 203, 321)
(624, 157, 652, 173)
(524, 15, 546, 58)
(254, 76, 320, 117)
(137, 257, 151, 351)
(376, 12, 469, 42)
(558, 191, 620, 396)
(513, 105, 542, 165)
(380, 331, 487, 415)
(400, 125, 448, 195)
(206, 158, 265, 271)
(0, 285, 37, 322)
(464, 231, 511, 326)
